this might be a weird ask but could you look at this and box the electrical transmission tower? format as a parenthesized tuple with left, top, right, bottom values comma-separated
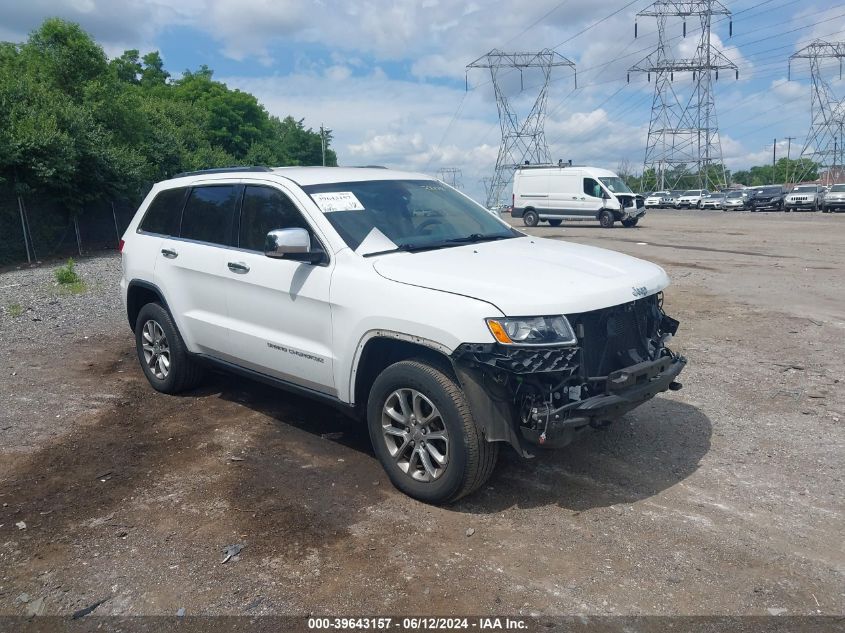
(436, 167, 463, 189)
(629, 1, 738, 191)
(789, 41, 845, 185)
(467, 50, 575, 207)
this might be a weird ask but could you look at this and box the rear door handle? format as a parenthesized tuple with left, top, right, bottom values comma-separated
(227, 261, 250, 274)
(161, 248, 178, 259)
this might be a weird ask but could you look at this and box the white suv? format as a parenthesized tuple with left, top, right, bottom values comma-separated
(120, 166, 686, 503)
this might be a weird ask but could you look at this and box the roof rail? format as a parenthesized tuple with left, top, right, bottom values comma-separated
(172, 166, 272, 178)
(352, 165, 388, 169)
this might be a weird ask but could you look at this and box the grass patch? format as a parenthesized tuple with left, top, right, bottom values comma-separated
(6, 303, 23, 318)
(55, 258, 81, 285)
(56, 280, 88, 296)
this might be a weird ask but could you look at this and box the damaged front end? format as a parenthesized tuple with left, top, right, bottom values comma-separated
(451, 293, 686, 456)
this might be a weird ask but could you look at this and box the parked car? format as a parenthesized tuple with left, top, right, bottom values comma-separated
(644, 191, 675, 208)
(748, 186, 788, 211)
(675, 189, 710, 209)
(822, 183, 845, 212)
(120, 166, 686, 503)
(511, 165, 645, 228)
(700, 193, 726, 210)
(784, 184, 823, 212)
(722, 190, 748, 211)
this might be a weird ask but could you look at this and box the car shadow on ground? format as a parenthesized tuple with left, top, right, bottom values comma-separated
(204, 371, 711, 513)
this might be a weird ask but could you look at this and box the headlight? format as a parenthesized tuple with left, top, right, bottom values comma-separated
(485, 315, 577, 346)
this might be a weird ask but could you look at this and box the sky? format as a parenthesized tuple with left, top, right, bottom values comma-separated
(2, 0, 844, 202)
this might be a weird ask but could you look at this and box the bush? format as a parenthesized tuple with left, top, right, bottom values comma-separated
(55, 258, 81, 285)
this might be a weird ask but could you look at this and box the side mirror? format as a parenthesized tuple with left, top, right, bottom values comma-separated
(602, 190, 611, 200)
(265, 228, 323, 263)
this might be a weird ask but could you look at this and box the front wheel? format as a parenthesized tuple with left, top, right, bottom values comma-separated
(621, 218, 639, 228)
(367, 360, 498, 504)
(599, 210, 615, 228)
(523, 209, 539, 227)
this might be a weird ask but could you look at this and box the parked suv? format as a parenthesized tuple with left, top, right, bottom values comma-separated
(120, 167, 686, 503)
(784, 184, 823, 212)
(644, 191, 675, 208)
(675, 189, 709, 209)
(822, 183, 845, 212)
(748, 186, 787, 211)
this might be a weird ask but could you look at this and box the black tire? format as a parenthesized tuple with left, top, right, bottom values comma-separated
(822, 206, 830, 213)
(785, 207, 792, 213)
(135, 302, 204, 394)
(621, 218, 639, 228)
(599, 210, 615, 228)
(367, 359, 498, 504)
(548, 219, 562, 227)
(523, 209, 539, 227)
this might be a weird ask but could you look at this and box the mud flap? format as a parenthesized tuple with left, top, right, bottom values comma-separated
(450, 361, 533, 458)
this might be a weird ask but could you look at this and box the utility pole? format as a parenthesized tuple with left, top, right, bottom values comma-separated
(629, 0, 738, 191)
(784, 136, 796, 184)
(789, 40, 845, 185)
(320, 124, 326, 167)
(467, 49, 576, 207)
(773, 138, 777, 184)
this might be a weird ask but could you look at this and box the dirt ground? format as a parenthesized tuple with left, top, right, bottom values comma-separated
(0, 209, 843, 618)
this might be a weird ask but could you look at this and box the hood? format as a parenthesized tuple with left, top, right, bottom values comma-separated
(371, 236, 670, 316)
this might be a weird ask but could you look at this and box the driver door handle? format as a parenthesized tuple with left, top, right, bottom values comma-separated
(161, 248, 178, 259)
(227, 261, 250, 274)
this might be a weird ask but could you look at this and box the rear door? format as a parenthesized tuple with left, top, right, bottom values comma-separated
(157, 182, 240, 356)
(516, 170, 550, 212)
(223, 183, 336, 395)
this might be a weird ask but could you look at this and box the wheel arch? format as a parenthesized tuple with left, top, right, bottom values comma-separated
(126, 280, 170, 332)
(351, 332, 454, 415)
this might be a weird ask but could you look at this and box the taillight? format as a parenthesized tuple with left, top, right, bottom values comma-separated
(118, 239, 125, 252)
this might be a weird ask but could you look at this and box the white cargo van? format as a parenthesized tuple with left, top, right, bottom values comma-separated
(511, 165, 645, 228)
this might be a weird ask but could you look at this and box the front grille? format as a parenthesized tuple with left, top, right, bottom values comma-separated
(454, 343, 579, 375)
(568, 295, 661, 377)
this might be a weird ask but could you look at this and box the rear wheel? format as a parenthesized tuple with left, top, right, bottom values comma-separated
(367, 360, 498, 504)
(548, 219, 562, 227)
(135, 303, 204, 394)
(599, 210, 615, 228)
(523, 209, 539, 227)
(621, 218, 639, 228)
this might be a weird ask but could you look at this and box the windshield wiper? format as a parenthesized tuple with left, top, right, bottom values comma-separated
(444, 233, 513, 244)
(362, 233, 516, 258)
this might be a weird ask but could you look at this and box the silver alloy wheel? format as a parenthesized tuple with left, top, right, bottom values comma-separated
(381, 388, 449, 482)
(141, 319, 170, 380)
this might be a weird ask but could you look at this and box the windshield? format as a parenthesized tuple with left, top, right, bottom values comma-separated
(682, 190, 702, 196)
(757, 187, 781, 195)
(599, 177, 633, 194)
(830, 184, 845, 192)
(651, 191, 669, 197)
(726, 191, 744, 198)
(301, 179, 518, 255)
(792, 186, 816, 192)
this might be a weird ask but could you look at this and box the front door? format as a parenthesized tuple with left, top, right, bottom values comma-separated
(223, 184, 336, 395)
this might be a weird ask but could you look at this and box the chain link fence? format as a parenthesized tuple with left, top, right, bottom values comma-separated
(0, 187, 145, 267)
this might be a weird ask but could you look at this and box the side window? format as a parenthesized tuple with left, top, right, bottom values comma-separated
(239, 186, 310, 251)
(180, 185, 239, 246)
(139, 188, 186, 236)
(584, 178, 602, 198)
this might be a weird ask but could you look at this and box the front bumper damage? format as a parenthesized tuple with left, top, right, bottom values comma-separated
(450, 293, 686, 457)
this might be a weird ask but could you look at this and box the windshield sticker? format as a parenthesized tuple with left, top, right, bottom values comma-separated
(312, 191, 365, 213)
(355, 228, 397, 256)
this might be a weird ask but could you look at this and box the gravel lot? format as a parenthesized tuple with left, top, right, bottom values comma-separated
(0, 210, 843, 619)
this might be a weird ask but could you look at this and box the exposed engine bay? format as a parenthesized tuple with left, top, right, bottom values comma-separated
(451, 293, 686, 454)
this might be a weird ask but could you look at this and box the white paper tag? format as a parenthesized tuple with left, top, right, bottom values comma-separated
(311, 191, 365, 213)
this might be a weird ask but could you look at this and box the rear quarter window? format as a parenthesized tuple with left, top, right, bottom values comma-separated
(138, 188, 187, 236)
